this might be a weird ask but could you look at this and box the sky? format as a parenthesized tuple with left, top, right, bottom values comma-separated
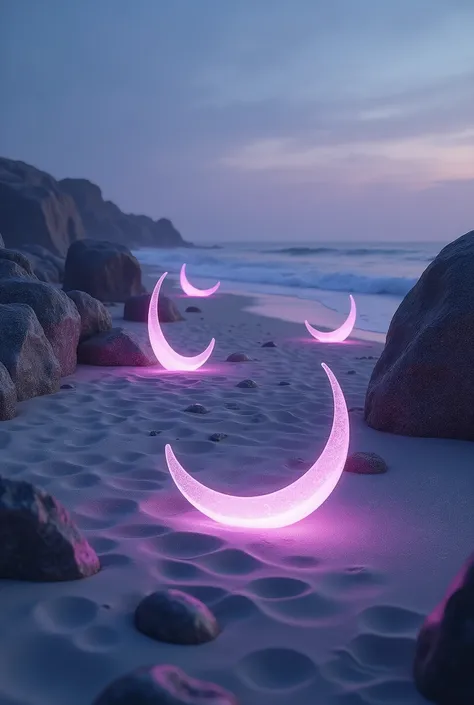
(1, 0, 473, 243)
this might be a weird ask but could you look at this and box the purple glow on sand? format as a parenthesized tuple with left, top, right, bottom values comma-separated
(305, 295, 356, 343)
(164, 363, 349, 529)
(180, 263, 220, 298)
(148, 272, 215, 371)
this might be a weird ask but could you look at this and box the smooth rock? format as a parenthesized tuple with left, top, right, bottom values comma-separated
(124, 292, 183, 323)
(261, 341, 277, 348)
(185, 306, 201, 313)
(0, 248, 36, 277)
(66, 289, 113, 342)
(344, 452, 388, 474)
(77, 327, 154, 366)
(236, 379, 258, 388)
(184, 403, 209, 414)
(226, 352, 251, 362)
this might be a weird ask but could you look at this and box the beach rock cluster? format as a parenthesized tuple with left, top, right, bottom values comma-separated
(365, 229, 474, 441)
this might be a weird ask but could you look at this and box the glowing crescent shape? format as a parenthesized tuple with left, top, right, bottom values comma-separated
(164, 363, 349, 528)
(305, 295, 356, 343)
(148, 272, 215, 371)
(180, 263, 220, 298)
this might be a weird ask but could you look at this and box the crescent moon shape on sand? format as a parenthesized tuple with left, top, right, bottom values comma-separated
(148, 272, 215, 371)
(305, 295, 356, 343)
(164, 363, 349, 529)
(180, 263, 220, 298)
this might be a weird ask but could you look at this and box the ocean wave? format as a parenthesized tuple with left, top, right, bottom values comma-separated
(263, 246, 429, 259)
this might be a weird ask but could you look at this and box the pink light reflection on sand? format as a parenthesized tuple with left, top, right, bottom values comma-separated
(148, 272, 215, 371)
(305, 295, 356, 343)
(180, 263, 220, 298)
(164, 363, 349, 529)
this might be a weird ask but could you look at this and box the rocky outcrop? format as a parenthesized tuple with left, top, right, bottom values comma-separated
(123, 292, 183, 323)
(63, 239, 144, 302)
(59, 177, 191, 248)
(0, 157, 84, 256)
(414, 552, 474, 705)
(365, 230, 474, 440)
(66, 290, 113, 342)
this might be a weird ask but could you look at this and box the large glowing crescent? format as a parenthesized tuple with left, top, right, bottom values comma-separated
(305, 295, 356, 343)
(148, 272, 215, 371)
(164, 363, 349, 528)
(180, 263, 220, 298)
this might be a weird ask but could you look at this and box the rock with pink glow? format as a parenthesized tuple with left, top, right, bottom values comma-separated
(78, 327, 154, 366)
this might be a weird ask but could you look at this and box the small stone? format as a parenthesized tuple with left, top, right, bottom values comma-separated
(347, 369, 356, 375)
(209, 432, 228, 442)
(149, 430, 161, 436)
(60, 383, 75, 390)
(185, 305, 201, 313)
(184, 403, 209, 414)
(134, 588, 220, 645)
(236, 379, 258, 389)
(349, 406, 364, 413)
(226, 352, 251, 362)
(93, 664, 238, 705)
(278, 381, 291, 386)
(261, 341, 277, 348)
(344, 452, 388, 474)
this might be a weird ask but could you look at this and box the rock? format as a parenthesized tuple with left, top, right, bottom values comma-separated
(66, 289, 113, 342)
(17, 244, 65, 283)
(0, 361, 16, 420)
(0, 278, 81, 376)
(209, 432, 228, 442)
(135, 589, 220, 645)
(344, 452, 388, 474)
(0, 303, 61, 400)
(261, 341, 277, 348)
(184, 403, 209, 414)
(77, 327, 154, 366)
(0, 157, 85, 255)
(59, 177, 192, 248)
(226, 352, 251, 362)
(185, 305, 201, 313)
(63, 239, 144, 302)
(149, 430, 161, 436)
(0, 248, 36, 277)
(347, 369, 356, 375)
(414, 552, 474, 705)
(60, 383, 75, 390)
(278, 381, 290, 386)
(92, 664, 238, 705)
(236, 379, 258, 388)
(0, 476, 100, 580)
(0, 258, 33, 281)
(365, 230, 474, 440)
(124, 292, 183, 323)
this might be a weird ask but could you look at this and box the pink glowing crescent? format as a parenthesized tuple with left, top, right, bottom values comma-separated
(164, 363, 349, 528)
(305, 295, 356, 343)
(148, 272, 215, 371)
(180, 264, 220, 298)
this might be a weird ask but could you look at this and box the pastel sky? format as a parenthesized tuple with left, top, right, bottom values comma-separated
(1, 0, 473, 242)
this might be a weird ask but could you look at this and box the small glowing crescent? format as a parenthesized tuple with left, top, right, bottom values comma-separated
(305, 295, 356, 343)
(180, 264, 220, 298)
(148, 272, 215, 371)
(164, 363, 349, 528)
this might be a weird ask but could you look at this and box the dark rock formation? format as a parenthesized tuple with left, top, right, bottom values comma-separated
(0, 157, 84, 255)
(0, 476, 100, 581)
(134, 588, 220, 645)
(0, 303, 61, 400)
(344, 452, 388, 474)
(124, 292, 183, 323)
(262, 341, 277, 348)
(77, 327, 154, 366)
(0, 278, 81, 376)
(63, 239, 144, 302)
(59, 177, 191, 248)
(93, 664, 238, 705)
(0, 362, 16, 420)
(365, 230, 474, 440)
(414, 552, 474, 705)
(66, 290, 112, 342)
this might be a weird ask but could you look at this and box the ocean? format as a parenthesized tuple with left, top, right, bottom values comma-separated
(133, 240, 446, 335)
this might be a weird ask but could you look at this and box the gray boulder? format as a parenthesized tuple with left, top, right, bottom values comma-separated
(66, 289, 112, 342)
(0, 476, 100, 581)
(124, 292, 183, 323)
(77, 327, 154, 366)
(0, 278, 81, 376)
(63, 239, 144, 302)
(0, 362, 16, 420)
(0, 248, 36, 277)
(365, 230, 474, 440)
(414, 552, 474, 705)
(0, 303, 60, 400)
(0, 259, 33, 281)
(18, 244, 65, 283)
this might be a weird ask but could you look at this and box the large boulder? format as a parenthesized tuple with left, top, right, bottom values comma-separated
(0, 157, 84, 255)
(0, 248, 36, 277)
(123, 292, 183, 323)
(0, 258, 33, 281)
(414, 552, 474, 705)
(0, 476, 100, 581)
(63, 239, 144, 302)
(0, 362, 16, 420)
(365, 230, 474, 440)
(66, 290, 113, 342)
(0, 303, 60, 400)
(77, 327, 154, 366)
(0, 279, 81, 376)
(18, 244, 65, 283)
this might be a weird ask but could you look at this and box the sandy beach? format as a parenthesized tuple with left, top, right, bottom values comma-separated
(0, 271, 473, 705)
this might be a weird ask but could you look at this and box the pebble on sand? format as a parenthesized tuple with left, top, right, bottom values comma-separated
(184, 403, 210, 414)
(344, 452, 388, 474)
(236, 379, 258, 388)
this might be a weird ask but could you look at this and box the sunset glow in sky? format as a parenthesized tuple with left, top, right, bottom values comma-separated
(1, 0, 473, 242)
